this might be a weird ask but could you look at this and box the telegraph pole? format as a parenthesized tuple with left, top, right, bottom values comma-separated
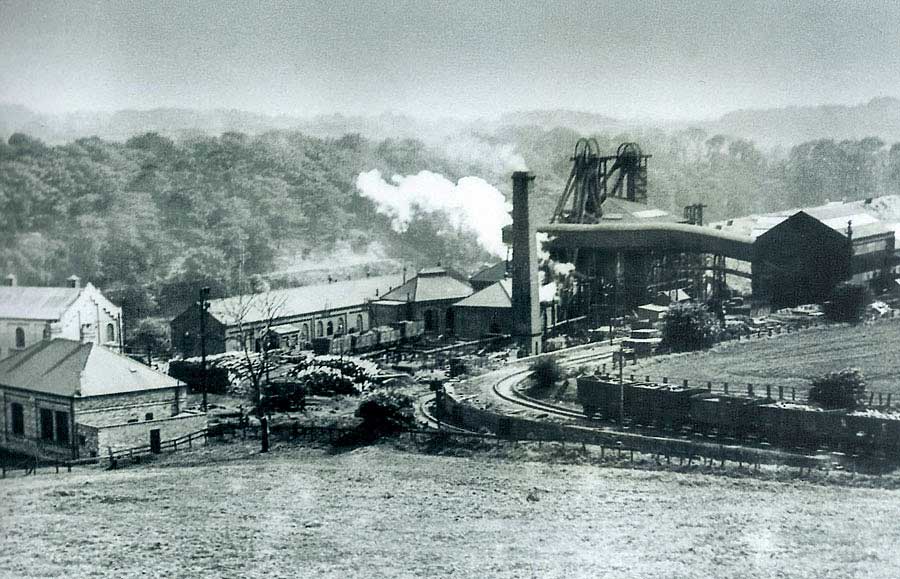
(199, 286, 210, 412)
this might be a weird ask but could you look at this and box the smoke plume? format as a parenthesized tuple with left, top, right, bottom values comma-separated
(356, 169, 512, 256)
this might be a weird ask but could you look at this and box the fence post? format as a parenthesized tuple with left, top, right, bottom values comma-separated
(748, 384, 754, 397)
(766, 385, 771, 399)
(778, 386, 784, 400)
(792, 388, 796, 401)
(645, 376, 650, 383)
(683, 379, 689, 388)
(888, 394, 893, 407)
(663, 377, 668, 384)
(724, 382, 729, 394)
(879, 393, 883, 406)
(707, 381, 712, 391)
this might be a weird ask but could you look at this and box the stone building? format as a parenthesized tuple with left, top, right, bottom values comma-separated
(169, 274, 403, 356)
(0, 339, 204, 460)
(452, 279, 558, 340)
(369, 267, 474, 335)
(0, 274, 123, 361)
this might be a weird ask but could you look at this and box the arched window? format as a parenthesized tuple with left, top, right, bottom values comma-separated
(301, 324, 309, 341)
(14, 327, 25, 349)
(326, 321, 334, 336)
(423, 310, 436, 332)
(445, 309, 455, 334)
(106, 323, 116, 343)
(337, 318, 345, 334)
(356, 314, 364, 332)
(316, 321, 323, 337)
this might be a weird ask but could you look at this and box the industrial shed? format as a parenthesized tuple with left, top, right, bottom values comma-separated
(369, 267, 474, 335)
(0, 339, 204, 460)
(452, 279, 558, 340)
(751, 211, 852, 307)
(170, 274, 403, 356)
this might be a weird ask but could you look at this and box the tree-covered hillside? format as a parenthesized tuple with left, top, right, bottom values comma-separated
(0, 131, 494, 318)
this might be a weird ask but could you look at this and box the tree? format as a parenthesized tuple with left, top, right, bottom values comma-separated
(355, 389, 415, 436)
(808, 368, 866, 410)
(529, 357, 563, 389)
(126, 318, 170, 359)
(822, 282, 870, 323)
(225, 289, 287, 417)
(660, 303, 720, 352)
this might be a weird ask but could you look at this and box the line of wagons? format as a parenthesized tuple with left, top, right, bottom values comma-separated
(310, 320, 426, 356)
(576, 375, 900, 454)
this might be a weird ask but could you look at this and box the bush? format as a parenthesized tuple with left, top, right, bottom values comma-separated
(355, 390, 415, 435)
(808, 368, 866, 410)
(823, 283, 870, 323)
(259, 380, 307, 413)
(660, 303, 720, 352)
(529, 357, 563, 389)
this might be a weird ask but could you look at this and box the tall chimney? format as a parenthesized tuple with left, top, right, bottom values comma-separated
(4, 274, 15, 287)
(67, 275, 81, 289)
(511, 171, 542, 357)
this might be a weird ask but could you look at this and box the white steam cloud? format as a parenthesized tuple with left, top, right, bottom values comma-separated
(356, 169, 512, 256)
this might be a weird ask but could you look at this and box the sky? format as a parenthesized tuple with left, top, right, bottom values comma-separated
(1, 0, 899, 120)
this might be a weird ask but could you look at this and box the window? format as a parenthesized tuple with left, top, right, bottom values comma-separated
(326, 321, 334, 336)
(14, 327, 25, 349)
(301, 324, 309, 341)
(40, 409, 54, 440)
(54, 411, 69, 445)
(424, 310, 436, 332)
(316, 321, 323, 337)
(356, 314, 364, 332)
(145, 412, 154, 421)
(106, 323, 116, 343)
(10, 403, 24, 435)
(337, 319, 345, 334)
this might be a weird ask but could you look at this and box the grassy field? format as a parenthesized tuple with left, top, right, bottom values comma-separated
(602, 319, 900, 398)
(3, 441, 900, 579)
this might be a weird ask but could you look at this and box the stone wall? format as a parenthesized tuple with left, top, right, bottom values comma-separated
(75, 387, 187, 427)
(91, 411, 207, 455)
(0, 388, 75, 459)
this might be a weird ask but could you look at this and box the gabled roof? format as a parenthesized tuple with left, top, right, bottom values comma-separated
(470, 262, 508, 284)
(381, 268, 473, 303)
(0, 286, 82, 320)
(454, 279, 557, 308)
(0, 339, 182, 398)
(206, 274, 404, 326)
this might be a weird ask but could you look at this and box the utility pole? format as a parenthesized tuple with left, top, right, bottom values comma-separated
(617, 346, 625, 428)
(199, 286, 210, 412)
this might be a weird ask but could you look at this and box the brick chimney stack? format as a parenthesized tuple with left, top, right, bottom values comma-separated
(67, 275, 81, 289)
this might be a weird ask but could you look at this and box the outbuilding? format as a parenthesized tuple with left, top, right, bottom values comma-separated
(0, 339, 205, 460)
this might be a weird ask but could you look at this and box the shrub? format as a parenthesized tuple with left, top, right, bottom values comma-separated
(808, 368, 866, 410)
(259, 380, 307, 413)
(660, 302, 720, 352)
(529, 357, 563, 389)
(823, 283, 870, 323)
(355, 390, 415, 435)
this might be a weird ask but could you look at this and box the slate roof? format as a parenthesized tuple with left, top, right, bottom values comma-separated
(469, 262, 509, 285)
(454, 279, 557, 308)
(0, 339, 182, 398)
(380, 268, 473, 303)
(0, 286, 82, 320)
(206, 274, 404, 326)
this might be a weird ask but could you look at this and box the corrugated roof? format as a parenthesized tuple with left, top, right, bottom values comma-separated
(0, 286, 82, 320)
(0, 339, 182, 398)
(711, 195, 900, 240)
(381, 270, 473, 303)
(207, 274, 404, 326)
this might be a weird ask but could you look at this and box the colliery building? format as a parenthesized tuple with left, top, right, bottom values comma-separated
(369, 267, 474, 335)
(170, 274, 404, 357)
(714, 196, 900, 307)
(0, 339, 203, 460)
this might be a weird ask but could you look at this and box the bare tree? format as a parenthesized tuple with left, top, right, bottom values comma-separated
(224, 287, 287, 417)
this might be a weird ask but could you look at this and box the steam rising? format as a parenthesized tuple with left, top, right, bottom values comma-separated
(356, 169, 512, 256)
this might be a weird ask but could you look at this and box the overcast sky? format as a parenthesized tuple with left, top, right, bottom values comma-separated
(1, 1, 898, 120)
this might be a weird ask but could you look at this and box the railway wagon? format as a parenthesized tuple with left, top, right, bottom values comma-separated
(374, 326, 401, 347)
(576, 376, 621, 418)
(626, 384, 706, 429)
(690, 394, 763, 437)
(393, 320, 425, 341)
(311, 335, 352, 356)
(351, 331, 378, 352)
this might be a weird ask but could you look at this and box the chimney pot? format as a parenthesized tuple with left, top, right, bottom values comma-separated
(4, 274, 15, 287)
(67, 275, 81, 289)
